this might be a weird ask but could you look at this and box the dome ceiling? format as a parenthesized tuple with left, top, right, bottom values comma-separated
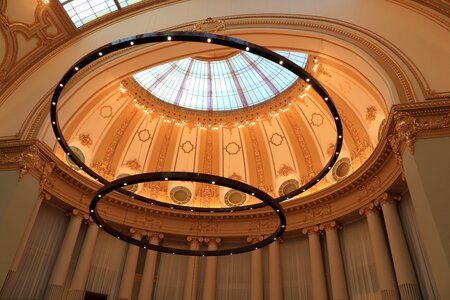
(44, 31, 388, 209)
(133, 51, 308, 111)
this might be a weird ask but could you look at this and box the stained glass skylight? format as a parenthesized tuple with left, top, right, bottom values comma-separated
(133, 51, 308, 111)
(59, 0, 145, 28)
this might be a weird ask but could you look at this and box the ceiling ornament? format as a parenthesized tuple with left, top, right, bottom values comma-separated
(192, 17, 226, 33)
(277, 165, 295, 177)
(99, 105, 113, 118)
(124, 159, 141, 171)
(180, 140, 195, 154)
(137, 129, 152, 142)
(224, 141, 241, 155)
(366, 106, 377, 122)
(78, 133, 92, 147)
(269, 133, 284, 146)
(310, 112, 324, 127)
(50, 31, 342, 254)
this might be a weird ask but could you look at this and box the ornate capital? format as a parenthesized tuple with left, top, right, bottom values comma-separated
(68, 208, 82, 218)
(358, 202, 378, 216)
(301, 225, 320, 235)
(204, 237, 221, 250)
(147, 232, 164, 245)
(187, 236, 204, 245)
(247, 235, 264, 244)
(130, 228, 145, 241)
(374, 193, 401, 207)
(319, 220, 341, 232)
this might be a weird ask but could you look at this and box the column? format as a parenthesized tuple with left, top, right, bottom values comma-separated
(0, 192, 49, 298)
(247, 236, 264, 300)
(359, 203, 400, 300)
(302, 226, 327, 300)
(201, 237, 221, 300)
(67, 219, 99, 300)
(375, 194, 421, 299)
(268, 240, 283, 300)
(118, 229, 143, 300)
(321, 221, 348, 300)
(44, 209, 84, 300)
(183, 236, 203, 300)
(138, 233, 163, 300)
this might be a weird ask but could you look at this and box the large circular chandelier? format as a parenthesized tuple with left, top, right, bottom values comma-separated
(50, 32, 343, 255)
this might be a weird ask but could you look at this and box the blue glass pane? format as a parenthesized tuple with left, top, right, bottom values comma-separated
(133, 51, 308, 111)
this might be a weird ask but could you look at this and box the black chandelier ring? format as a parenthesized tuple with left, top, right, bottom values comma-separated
(89, 171, 286, 256)
(51, 31, 343, 209)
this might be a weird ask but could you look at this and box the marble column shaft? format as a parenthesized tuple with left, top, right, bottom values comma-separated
(248, 236, 264, 300)
(201, 238, 220, 300)
(377, 196, 422, 299)
(360, 204, 400, 300)
(137, 233, 163, 300)
(303, 226, 328, 300)
(45, 210, 83, 300)
(118, 230, 142, 300)
(183, 236, 202, 300)
(322, 222, 349, 300)
(67, 220, 99, 299)
(268, 240, 283, 300)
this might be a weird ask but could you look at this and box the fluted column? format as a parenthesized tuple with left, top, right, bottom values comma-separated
(302, 226, 327, 300)
(321, 221, 349, 300)
(138, 233, 164, 300)
(44, 209, 84, 300)
(118, 229, 143, 300)
(67, 219, 99, 300)
(183, 236, 203, 300)
(247, 236, 264, 300)
(202, 237, 221, 300)
(375, 194, 422, 299)
(268, 240, 283, 300)
(360, 203, 400, 300)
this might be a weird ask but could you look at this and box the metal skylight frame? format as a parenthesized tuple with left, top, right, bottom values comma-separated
(59, 0, 145, 28)
(133, 51, 308, 111)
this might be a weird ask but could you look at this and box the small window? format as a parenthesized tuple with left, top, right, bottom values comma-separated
(84, 291, 107, 300)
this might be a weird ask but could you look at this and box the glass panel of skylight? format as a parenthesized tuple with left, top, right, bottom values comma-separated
(117, 0, 145, 8)
(133, 51, 308, 111)
(62, 0, 118, 28)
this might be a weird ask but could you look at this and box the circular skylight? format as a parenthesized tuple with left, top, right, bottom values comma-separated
(133, 51, 308, 111)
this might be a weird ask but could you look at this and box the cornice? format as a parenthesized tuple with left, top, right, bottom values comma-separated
(1, 100, 448, 238)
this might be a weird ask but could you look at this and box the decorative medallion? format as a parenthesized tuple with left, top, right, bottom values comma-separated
(224, 189, 247, 207)
(277, 165, 295, 177)
(170, 186, 192, 205)
(124, 159, 141, 171)
(99, 105, 113, 118)
(66, 146, 85, 171)
(310, 112, 324, 127)
(116, 173, 138, 192)
(278, 179, 299, 196)
(331, 157, 352, 182)
(137, 129, 152, 142)
(225, 142, 241, 155)
(78, 133, 92, 147)
(192, 17, 225, 33)
(366, 106, 377, 122)
(269, 133, 284, 146)
(180, 141, 195, 154)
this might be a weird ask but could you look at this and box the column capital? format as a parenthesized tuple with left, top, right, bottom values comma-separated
(204, 237, 221, 246)
(67, 208, 83, 218)
(130, 228, 145, 241)
(38, 191, 52, 201)
(358, 202, 379, 216)
(374, 193, 401, 207)
(302, 225, 321, 235)
(247, 235, 264, 244)
(319, 221, 341, 232)
(187, 236, 204, 244)
(147, 232, 164, 245)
